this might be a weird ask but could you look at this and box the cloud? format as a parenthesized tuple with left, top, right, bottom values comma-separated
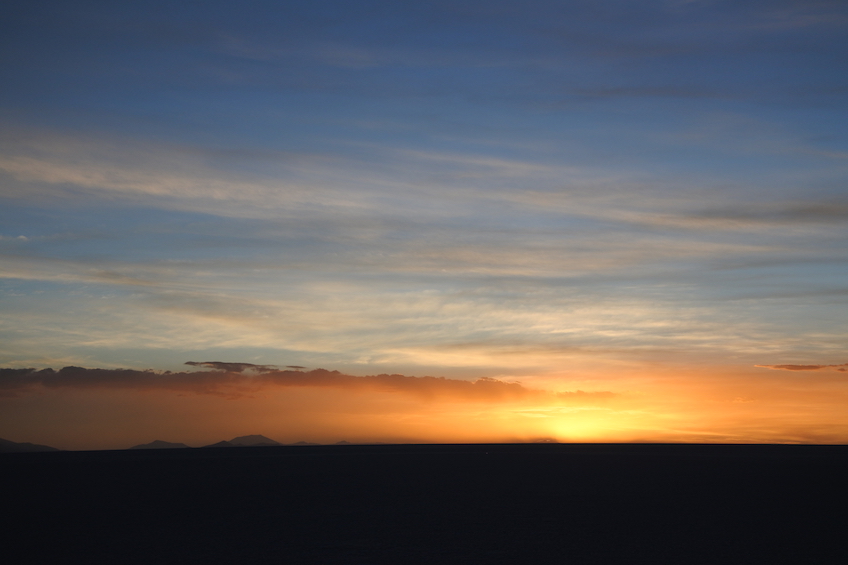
(184, 361, 277, 373)
(755, 363, 848, 371)
(690, 202, 848, 225)
(4, 125, 845, 242)
(0, 365, 616, 403)
(571, 86, 722, 101)
(555, 390, 617, 402)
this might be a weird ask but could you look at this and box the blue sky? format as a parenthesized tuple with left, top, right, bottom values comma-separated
(1, 0, 847, 386)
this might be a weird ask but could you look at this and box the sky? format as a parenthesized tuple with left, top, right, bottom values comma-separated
(1, 0, 847, 448)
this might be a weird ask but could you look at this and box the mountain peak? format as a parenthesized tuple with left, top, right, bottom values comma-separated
(0, 437, 60, 453)
(228, 435, 282, 446)
(203, 440, 235, 448)
(129, 440, 191, 450)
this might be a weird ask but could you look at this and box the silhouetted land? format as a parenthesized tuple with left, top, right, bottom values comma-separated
(0, 437, 59, 452)
(3, 444, 847, 564)
(129, 440, 191, 450)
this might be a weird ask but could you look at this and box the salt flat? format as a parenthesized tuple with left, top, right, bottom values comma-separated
(4, 444, 847, 564)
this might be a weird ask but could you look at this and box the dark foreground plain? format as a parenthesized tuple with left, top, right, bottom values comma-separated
(4, 444, 847, 564)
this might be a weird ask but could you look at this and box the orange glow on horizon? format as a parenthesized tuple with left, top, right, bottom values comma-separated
(3, 362, 848, 450)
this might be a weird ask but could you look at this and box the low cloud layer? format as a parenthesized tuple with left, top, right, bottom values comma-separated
(756, 363, 848, 372)
(184, 361, 278, 373)
(0, 365, 616, 404)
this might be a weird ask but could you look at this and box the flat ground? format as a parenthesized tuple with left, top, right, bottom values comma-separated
(4, 444, 847, 564)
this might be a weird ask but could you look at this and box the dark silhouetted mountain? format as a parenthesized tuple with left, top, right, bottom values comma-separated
(201, 435, 283, 448)
(129, 440, 191, 450)
(202, 440, 236, 448)
(0, 437, 60, 453)
(335, 441, 352, 445)
(229, 434, 282, 446)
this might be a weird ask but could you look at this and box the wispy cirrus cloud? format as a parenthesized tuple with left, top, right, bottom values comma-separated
(2, 0, 846, 392)
(4, 126, 846, 237)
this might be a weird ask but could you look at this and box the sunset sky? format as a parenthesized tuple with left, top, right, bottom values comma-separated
(2, 1, 847, 449)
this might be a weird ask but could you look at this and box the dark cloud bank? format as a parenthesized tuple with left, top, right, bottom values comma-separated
(184, 361, 278, 373)
(0, 363, 615, 403)
(756, 363, 848, 372)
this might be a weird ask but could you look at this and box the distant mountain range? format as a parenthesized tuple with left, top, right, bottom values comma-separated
(130, 434, 318, 449)
(202, 434, 284, 448)
(129, 440, 192, 450)
(1, 436, 367, 453)
(130, 437, 380, 449)
(0, 437, 60, 453)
